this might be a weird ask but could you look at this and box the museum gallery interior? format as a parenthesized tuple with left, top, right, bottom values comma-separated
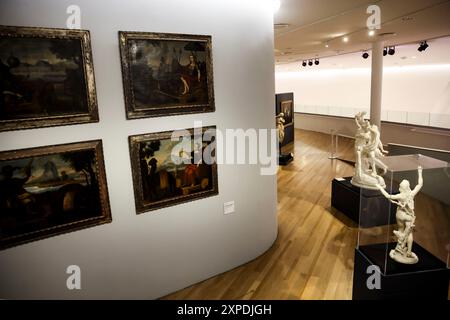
(0, 0, 449, 300)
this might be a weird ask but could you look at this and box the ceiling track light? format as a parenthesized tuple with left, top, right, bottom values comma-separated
(418, 40, 428, 52)
(383, 47, 387, 56)
(314, 58, 319, 65)
(362, 51, 369, 59)
(308, 60, 313, 66)
(302, 61, 306, 67)
(388, 46, 395, 55)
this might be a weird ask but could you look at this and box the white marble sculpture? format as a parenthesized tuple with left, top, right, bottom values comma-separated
(376, 166, 423, 264)
(276, 112, 286, 144)
(351, 112, 388, 190)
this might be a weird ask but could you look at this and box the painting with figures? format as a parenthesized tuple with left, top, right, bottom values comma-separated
(0, 140, 111, 249)
(280, 100, 293, 126)
(119, 32, 215, 119)
(129, 127, 218, 213)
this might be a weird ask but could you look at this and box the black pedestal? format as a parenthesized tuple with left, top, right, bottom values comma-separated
(331, 177, 395, 227)
(353, 245, 449, 300)
(278, 153, 293, 166)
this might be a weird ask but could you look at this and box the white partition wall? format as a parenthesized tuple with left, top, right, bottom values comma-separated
(0, 0, 278, 299)
(276, 64, 450, 129)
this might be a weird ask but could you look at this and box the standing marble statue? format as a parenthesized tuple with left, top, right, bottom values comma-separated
(351, 112, 388, 189)
(376, 166, 423, 264)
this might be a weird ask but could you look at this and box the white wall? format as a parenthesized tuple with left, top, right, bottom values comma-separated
(276, 65, 450, 128)
(294, 113, 450, 151)
(0, 0, 278, 299)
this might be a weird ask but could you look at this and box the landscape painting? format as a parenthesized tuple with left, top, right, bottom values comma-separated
(0, 26, 98, 132)
(281, 100, 293, 126)
(0, 140, 111, 249)
(129, 127, 218, 213)
(119, 32, 215, 119)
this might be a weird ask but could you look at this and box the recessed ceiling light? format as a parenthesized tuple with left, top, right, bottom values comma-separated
(325, 43, 329, 48)
(368, 30, 375, 36)
(343, 37, 349, 42)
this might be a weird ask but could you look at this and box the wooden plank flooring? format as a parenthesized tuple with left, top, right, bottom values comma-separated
(163, 129, 358, 299)
(162, 129, 449, 300)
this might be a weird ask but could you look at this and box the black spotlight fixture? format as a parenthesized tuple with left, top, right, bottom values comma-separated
(383, 47, 387, 56)
(314, 58, 319, 65)
(362, 51, 369, 59)
(308, 60, 313, 66)
(302, 61, 307, 67)
(418, 41, 428, 52)
(388, 46, 395, 55)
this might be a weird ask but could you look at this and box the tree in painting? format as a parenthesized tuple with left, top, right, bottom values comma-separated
(0, 150, 101, 240)
(129, 39, 208, 108)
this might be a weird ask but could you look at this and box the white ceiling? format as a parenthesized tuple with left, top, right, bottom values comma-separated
(274, 0, 450, 66)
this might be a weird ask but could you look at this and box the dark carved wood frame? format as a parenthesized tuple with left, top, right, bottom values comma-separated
(129, 126, 219, 213)
(0, 25, 99, 132)
(0, 140, 111, 250)
(119, 31, 215, 119)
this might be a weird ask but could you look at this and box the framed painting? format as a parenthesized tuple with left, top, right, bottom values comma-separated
(0, 25, 98, 132)
(280, 100, 293, 126)
(0, 140, 111, 249)
(129, 126, 218, 213)
(119, 31, 215, 119)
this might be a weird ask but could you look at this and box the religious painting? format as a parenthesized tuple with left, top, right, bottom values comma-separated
(280, 100, 293, 126)
(129, 126, 218, 213)
(119, 31, 215, 119)
(0, 26, 98, 132)
(0, 140, 111, 249)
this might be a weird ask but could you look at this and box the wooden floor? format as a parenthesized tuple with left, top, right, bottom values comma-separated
(163, 129, 359, 299)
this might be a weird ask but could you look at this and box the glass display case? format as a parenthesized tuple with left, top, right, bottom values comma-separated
(354, 154, 449, 299)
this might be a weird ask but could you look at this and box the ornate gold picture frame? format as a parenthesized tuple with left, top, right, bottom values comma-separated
(119, 31, 215, 119)
(0, 25, 98, 132)
(0, 140, 111, 249)
(129, 126, 218, 213)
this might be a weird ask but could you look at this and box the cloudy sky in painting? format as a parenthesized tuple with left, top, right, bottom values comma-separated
(0, 37, 79, 66)
(0, 154, 77, 184)
(129, 39, 206, 70)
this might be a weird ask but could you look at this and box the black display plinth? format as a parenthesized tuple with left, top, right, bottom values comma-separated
(353, 244, 449, 300)
(278, 153, 293, 166)
(331, 177, 395, 227)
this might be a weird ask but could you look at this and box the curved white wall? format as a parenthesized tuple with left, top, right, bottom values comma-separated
(0, 0, 278, 299)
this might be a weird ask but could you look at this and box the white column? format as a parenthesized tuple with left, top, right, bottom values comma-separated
(370, 40, 383, 128)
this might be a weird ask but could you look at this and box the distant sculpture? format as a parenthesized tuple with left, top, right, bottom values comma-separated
(276, 112, 293, 165)
(276, 112, 285, 144)
(351, 112, 388, 189)
(376, 166, 423, 264)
